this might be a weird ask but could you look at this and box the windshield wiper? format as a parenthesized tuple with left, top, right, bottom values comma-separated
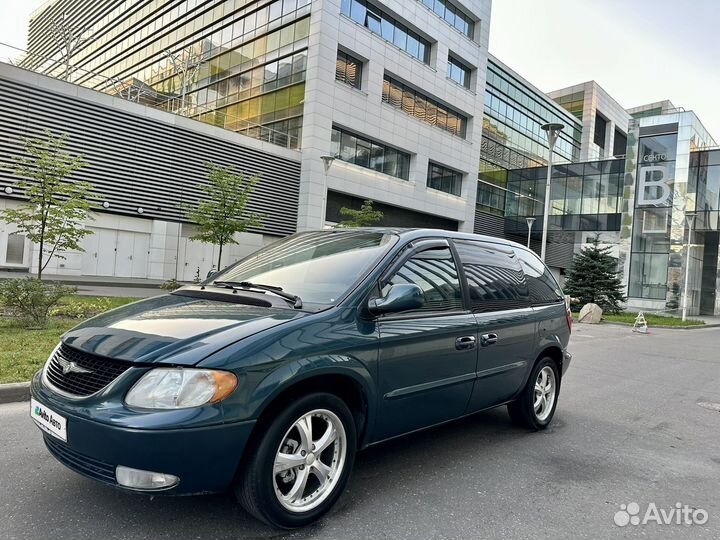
(213, 281, 303, 309)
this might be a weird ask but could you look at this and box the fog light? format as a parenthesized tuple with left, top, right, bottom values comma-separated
(115, 465, 179, 490)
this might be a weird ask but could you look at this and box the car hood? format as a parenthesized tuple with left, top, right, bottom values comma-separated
(62, 293, 307, 365)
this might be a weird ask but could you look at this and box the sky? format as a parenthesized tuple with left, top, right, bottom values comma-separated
(1, 0, 719, 139)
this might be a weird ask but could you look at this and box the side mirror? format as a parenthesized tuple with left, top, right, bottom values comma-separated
(206, 270, 218, 280)
(368, 284, 424, 315)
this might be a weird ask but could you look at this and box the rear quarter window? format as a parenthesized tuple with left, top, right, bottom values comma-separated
(513, 248, 564, 305)
(453, 240, 530, 313)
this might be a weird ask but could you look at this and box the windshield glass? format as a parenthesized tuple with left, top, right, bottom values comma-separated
(209, 230, 398, 306)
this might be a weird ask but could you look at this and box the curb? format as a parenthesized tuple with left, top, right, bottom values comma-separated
(0, 382, 30, 404)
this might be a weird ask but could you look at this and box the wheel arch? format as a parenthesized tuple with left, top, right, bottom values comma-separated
(240, 358, 376, 465)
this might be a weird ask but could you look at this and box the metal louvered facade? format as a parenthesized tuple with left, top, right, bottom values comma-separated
(0, 65, 301, 237)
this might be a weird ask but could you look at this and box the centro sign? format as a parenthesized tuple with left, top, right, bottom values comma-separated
(643, 153, 667, 163)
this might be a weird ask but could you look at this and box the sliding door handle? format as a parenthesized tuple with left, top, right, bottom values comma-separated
(481, 333, 498, 346)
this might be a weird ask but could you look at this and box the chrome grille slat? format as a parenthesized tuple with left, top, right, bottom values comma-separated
(45, 344, 133, 397)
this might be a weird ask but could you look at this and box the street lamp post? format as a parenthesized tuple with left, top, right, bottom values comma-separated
(526, 217, 536, 249)
(682, 213, 696, 322)
(540, 123, 565, 262)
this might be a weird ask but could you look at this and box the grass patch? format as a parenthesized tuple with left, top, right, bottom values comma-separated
(0, 296, 139, 384)
(574, 311, 705, 327)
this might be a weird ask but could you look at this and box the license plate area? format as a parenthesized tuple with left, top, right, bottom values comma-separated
(31, 398, 67, 442)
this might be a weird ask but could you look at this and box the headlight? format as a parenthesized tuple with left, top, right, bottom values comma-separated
(125, 368, 237, 409)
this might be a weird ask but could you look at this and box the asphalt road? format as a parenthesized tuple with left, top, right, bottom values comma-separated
(2, 323, 719, 540)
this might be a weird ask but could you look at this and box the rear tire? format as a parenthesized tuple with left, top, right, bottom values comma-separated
(507, 357, 560, 430)
(236, 393, 357, 529)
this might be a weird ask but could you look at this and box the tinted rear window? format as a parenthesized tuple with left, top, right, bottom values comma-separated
(514, 248, 564, 305)
(454, 240, 530, 312)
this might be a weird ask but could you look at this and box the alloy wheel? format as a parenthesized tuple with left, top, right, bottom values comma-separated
(533, 366, 556, 422)
(272, 409, 347, 513)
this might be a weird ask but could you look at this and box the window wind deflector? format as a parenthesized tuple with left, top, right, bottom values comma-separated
(213, 281, 303, 309)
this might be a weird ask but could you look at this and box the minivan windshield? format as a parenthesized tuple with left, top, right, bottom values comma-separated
(208, 230, 398, 307)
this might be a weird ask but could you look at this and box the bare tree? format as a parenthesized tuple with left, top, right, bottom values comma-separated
(50, 12, 92, 81)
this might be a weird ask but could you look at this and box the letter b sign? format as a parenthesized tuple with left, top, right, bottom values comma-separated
(637, 165, 671, 206)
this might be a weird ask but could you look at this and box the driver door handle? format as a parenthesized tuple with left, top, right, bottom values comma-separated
(455, 336, 476, 350)
(481, 333, 498, 347)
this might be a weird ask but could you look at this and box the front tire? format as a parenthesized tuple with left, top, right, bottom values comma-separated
(236, 393, 357, 528)
(507, 357, 560, 430)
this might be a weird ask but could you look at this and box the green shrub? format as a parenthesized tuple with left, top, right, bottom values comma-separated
(160, 278, 181, 291)
(50, 297, 113, 319)
(0, 278, 76, 328)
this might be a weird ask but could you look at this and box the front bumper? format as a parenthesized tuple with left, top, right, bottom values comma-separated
(31, 373, 256, 495)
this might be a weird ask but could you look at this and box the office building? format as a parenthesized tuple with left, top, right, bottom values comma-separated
(3, 0, 720, 315)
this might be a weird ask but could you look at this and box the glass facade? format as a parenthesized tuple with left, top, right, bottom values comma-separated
(25, 0, 312, 148)
(482, 59, 582, 172)
(418, 0, 475, 39)
(690, 149, 720, 226)
(477, 161, 507, 216)
(447, 55, 471, 89)
(503, 158, 624, 234)
(330, 126, 411, 180)
(427, 163, 463, 196)
(628, 132, 678, 300)
(336, 49, 362, 89)
(341, 0, 430, 63)
(382, 75, 468, 138)
(555, 91, 584, 121)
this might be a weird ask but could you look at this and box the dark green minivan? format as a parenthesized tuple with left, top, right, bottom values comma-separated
(30, 229, 572, 528)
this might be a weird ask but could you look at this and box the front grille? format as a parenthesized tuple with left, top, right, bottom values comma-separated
(44, 436, 116, 484)
(45, 343, 133, 397)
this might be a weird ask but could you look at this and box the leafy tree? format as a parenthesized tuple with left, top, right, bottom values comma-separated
(0, 131, 93, 279)
(337, 199, 384, 228)
(182, 163, 263, 271)
(564, 236, 626, 313)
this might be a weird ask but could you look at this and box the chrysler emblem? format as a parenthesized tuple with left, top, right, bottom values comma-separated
(56, 357, 93, 375)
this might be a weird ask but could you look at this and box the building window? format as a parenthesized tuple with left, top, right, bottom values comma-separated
(613, 129, 627, 157)
(336, 50, 362, 89)
(382, 75, 467, 138)
(594, 113, 607, 149)
(418, 0, 475, 39)
(428, 163, 463, 196)
(341, 0, 431, 63)
(331, 126, 411, 180)
(447, 55, 471, 89)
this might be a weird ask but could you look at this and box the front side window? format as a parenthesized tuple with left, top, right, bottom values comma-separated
(384, 247, 463, 313)
(513, 248, 564, 305)
(454, 240, 529, 312)
(212, 231, 398, 306)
